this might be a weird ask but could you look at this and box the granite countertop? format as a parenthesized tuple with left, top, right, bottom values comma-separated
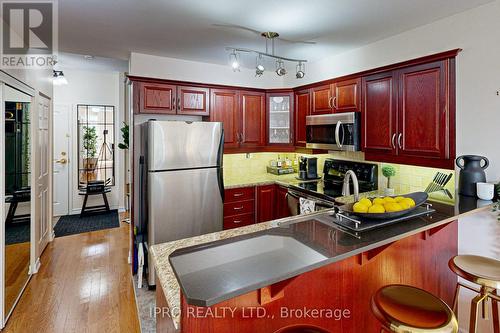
(150, 192, 492, 329)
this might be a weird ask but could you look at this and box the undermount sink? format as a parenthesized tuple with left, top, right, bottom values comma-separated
(169, 234, 328, 306)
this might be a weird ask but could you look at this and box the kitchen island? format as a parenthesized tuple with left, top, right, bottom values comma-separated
(150, 195, 493, 333)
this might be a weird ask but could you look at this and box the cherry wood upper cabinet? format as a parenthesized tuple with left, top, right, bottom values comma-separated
(397, 61, 448, 159)
(311, 84, 333, 114)
(256, 185, 276, 223)
(177, 86, 209, 116)
(294, 89, 310, 147)
(240, 91, 266, 147)
(362, 72, 398, 155)
(210, 89, 240, 149)
(139, 82, 176, 114)
(333, 78, 361, 112)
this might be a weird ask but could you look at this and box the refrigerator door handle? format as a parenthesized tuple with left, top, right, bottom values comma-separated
(217, 129, 225, 201)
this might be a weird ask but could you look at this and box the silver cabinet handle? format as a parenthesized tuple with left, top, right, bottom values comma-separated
(233, 193, 244, 197)
(332, 96, 338, 109)
(234, 206, 244, 210)
(233, 220, 242, 224)
(177, 97, 181, 111)
(397, 133, 403, 149)
(335, 120, 342, 149)
(391, 133, 396, 149)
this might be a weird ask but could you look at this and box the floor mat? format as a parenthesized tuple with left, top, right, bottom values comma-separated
(5, 223, 30, 245)
(54, 210, 120, 237)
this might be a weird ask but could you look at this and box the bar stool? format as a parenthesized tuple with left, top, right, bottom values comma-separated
(448, 255, 500, 333)
(371, 284, 458, 333)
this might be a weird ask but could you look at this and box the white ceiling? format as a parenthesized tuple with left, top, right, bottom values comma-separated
(59, 0, 493, 68)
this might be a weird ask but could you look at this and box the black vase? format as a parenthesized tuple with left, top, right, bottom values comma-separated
(456, 155, 489, 197)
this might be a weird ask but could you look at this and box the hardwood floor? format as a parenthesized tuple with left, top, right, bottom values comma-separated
(3, 219, 141, 333)
(4, 242, 30, 318)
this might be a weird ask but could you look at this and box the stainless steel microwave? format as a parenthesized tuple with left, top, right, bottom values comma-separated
(306, 112, 360, 151)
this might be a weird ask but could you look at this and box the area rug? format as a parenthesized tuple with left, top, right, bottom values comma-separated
(5, 223, 30, 245)
(54, 210, 120, 237)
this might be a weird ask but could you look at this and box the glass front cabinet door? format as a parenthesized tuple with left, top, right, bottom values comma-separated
(267, 92, 293, 145)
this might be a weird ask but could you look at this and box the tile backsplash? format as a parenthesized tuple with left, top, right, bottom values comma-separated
(223, 152, 455, 200)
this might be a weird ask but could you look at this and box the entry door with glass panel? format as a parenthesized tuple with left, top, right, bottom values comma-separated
(267, 93, 293, 145)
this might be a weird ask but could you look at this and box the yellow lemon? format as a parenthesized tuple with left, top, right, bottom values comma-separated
(358, 198, 373, 208)
(373, 197, 385, 206)
(401, 198, 416, 207)
(353, 202, 369, 213)
(394, 196, 406, 203)
(399, 201, 411, 210)
(384, 202, 404, 212)
(383, 196, 396, 203)
(368, 204, 385, 214)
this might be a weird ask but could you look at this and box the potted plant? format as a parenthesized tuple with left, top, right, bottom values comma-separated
(81, 126, 98, 182)
(118, 122, 129, 150)
(382, 165, 396, 196)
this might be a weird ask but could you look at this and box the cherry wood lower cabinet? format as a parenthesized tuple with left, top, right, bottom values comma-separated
(157, 221, 458, 333)
(256, 185, 276, 223)
(275, 186, 291, 219)
(223, 187, 255, 229)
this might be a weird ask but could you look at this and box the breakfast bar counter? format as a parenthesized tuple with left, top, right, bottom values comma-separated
(150, 195, 493, 333)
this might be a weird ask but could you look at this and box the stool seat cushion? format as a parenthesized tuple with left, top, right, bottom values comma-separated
(371, 285, 458, 332)
(450, 255, 500, 289)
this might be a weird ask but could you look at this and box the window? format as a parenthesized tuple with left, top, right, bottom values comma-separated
(77, 104, 115, 188)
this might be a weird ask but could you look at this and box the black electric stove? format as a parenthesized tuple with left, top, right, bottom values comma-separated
(289, 159, 378, 202)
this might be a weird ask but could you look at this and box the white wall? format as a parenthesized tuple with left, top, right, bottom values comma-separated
(283, 0, 500, 181)
(53, 69, 125, 214)
(130, 52, 285, 89)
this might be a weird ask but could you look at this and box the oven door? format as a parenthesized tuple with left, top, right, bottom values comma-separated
(305, 113, 360, 151)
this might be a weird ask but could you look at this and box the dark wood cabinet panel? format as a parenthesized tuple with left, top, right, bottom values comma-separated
(333, 78, 361, 112)
(311, 84, 333, 115)
(240, 91, 266, 147)
(223, 213, 255, 230)
(225, 187, 255, 203)
(210, 89, 240, 149)
(294, 89, 310, 147)
(177, 86, 209, 116)
(139, 82, 176, 114)
(275, 186, 290, 219)
(397, 61, 448, 159)
(362, 72, 397, 155)
(223, 200, 255, 217)
(256, 185, 276, 223)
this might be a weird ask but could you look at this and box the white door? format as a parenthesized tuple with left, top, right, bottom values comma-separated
(34, 94, 51, 256)
(52, 104, 70, 216)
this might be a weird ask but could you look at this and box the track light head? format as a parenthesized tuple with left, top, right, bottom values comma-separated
(229, 50, 240, 72)
(275, 60, 286, 76)
(295, 62, 305, 79)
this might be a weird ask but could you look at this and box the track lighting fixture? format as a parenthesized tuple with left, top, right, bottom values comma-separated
(225, 31, 308, 78)
(255, 54, 265, 77)
(229, 51, 240, 72)
(296, 62, 305, 79)
(275, 60, 286, 76)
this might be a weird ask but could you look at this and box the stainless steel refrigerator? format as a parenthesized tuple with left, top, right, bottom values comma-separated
(141, 120, 224, 286)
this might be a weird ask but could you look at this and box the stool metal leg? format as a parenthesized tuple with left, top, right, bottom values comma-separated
(470, 292, 488, 333)
(493, 290, 499, 333)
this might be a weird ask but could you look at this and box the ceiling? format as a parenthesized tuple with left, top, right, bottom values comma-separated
(59, 0, 493, 68)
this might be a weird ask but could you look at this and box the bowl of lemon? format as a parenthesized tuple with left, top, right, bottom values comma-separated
(341, 192, 428, 220)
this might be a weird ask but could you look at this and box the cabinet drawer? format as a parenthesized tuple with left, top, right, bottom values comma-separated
(225, 187, 255, 203)
(224, 200, 255, 216)
(223, 213, 255, 230)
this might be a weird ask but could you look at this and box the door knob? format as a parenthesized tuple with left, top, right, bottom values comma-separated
(56, 158, 68, 164)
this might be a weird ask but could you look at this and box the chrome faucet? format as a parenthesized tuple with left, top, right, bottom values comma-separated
(342, 170, 359, 202)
